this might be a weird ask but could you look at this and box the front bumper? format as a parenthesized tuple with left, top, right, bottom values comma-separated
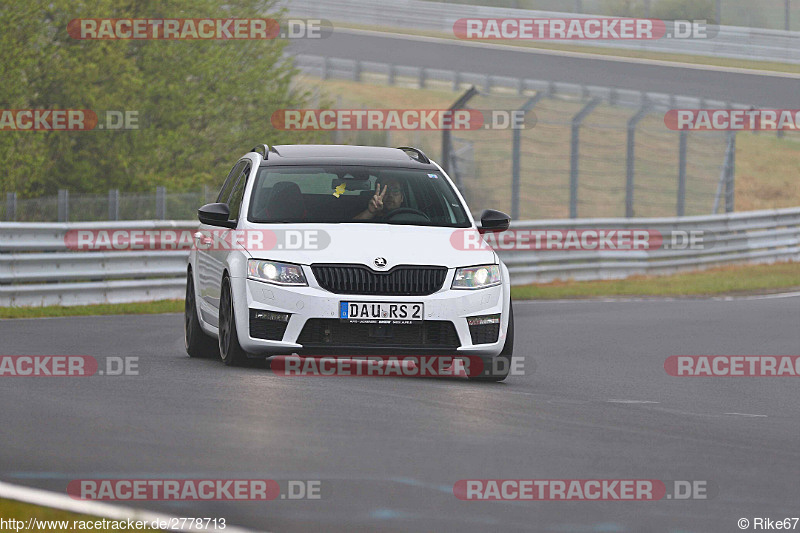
(230, 266, 509, 357)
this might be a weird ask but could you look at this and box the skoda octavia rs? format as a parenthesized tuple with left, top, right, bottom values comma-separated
(185, 144, 514, 381)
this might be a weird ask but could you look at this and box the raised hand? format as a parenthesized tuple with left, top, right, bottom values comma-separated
(368, 183, 388, 214)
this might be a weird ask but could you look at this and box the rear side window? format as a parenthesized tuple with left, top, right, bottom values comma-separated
(217, 161, 247, 203)
(226, 164, 250, 221)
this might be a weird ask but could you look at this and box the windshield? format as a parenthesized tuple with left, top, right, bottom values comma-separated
(247, 166, 471, 227)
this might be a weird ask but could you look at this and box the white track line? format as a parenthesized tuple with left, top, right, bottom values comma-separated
(337, 28, 800, 79)
(0, 481, 262, 533)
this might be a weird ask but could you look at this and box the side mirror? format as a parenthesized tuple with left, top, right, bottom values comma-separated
(479, 209, 510, 233)
(198, 203, 236, 228)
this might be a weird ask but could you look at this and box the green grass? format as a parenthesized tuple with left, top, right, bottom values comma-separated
(338, 23, 800, 75)
(0, 499, 161, 532)
(0, 300, 183, 319)
(511, 261, 800, 299)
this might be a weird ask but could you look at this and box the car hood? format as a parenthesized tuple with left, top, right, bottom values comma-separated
(242, 223, 496, 269)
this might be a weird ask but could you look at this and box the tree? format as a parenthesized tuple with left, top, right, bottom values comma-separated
(0, 0, 323, 197)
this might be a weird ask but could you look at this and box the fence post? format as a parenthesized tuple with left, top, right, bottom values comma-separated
(58, 189, 69, 222)
(156, 186, 166, 220)
(108, 189, 119, 221)
(441, 86, 478, 182)
(388, 64, 396, 86)
(574, 0, 583, 13)
(452, 71, 461, 92)
(353, 59, 361, 82)
(569, 98, 601, 219)
(203, 185, 211, 204)
(716, 0, 722, 24)
(6, 192, 16, 222)
(511, 94, 545, 220)
(321, 57, 329, 80)
(625, 102, 650, 218)
(785, 0, 790, 31)
(419, 67, 427, 89)
(713, 132, 736, 213)
(484, 75, 492, 93)
(725, 131, 736, 213)
(677, 130, 688, 216)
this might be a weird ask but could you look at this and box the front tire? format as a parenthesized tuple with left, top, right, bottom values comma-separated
(218, 276, 249, 366)
(469, 302, 514, 382)
(185, 271, 219, 359)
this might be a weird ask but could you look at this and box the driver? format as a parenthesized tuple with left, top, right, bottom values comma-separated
(354, 178, 404, 220)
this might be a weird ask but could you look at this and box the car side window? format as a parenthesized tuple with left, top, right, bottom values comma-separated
(217, 161, 247, 203)
(226, 164, 250, 222)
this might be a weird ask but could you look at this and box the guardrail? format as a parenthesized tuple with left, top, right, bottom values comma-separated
(0, 221, 194, 307)
(293, 53, 744, 111)
(502, 207, 800, 284)
(284, 0, 800, 64)
(1, 209, 798, 306)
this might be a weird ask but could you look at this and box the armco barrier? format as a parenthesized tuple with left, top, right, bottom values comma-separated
(1, 208, 798, 306)
(0, 221, 195, 307)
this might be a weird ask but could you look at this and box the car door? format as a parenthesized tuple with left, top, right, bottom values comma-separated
(197, 161, 248, 323)
(205, 161, 251, 325)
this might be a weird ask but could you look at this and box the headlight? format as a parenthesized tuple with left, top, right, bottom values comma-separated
(247, 260, 307, 286)
(452, 264, 501, 289)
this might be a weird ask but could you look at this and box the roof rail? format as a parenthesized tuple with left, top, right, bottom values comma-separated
(250, 144, 280, 160)
(397, 146, 431, 164)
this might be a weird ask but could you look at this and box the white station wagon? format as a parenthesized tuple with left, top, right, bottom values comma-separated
(185, 144, 514, 381)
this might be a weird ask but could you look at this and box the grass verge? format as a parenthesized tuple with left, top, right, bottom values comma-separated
(0, 498, 161, 532)
(511, 261, 800, 299)
(0, 300, 183, 319)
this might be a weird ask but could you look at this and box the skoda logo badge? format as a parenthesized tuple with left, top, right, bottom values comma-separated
(374, 257, 387, 268)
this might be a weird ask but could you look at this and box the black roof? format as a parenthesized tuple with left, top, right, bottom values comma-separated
(257, 145, 438, 170)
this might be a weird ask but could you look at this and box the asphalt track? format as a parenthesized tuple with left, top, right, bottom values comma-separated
(2, 295, 799, 532)
(288, 29, 800, 108)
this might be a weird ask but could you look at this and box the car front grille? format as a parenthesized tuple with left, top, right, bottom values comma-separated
(311, 264, 447, 296)
(297, 319, 460, 350)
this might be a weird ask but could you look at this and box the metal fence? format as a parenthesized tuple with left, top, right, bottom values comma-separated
(3, 188, 217, 223)
(284, 0, 800, 63)
(1, 208, 798, 306)
(295, 54, 739, 220)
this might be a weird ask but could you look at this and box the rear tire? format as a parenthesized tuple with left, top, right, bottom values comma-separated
(469, 302, 514, 382)
(185, 271, 219, 359)
(218, 276, 249, 366)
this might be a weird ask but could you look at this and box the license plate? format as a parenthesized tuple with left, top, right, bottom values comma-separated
(340, 301, 424, 324)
